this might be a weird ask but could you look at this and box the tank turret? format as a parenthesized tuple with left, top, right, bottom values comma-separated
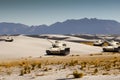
(46, 40, 70, 55)
(93, 40, 104, 46)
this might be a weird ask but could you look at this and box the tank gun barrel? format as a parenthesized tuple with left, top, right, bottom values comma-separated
(102, 38, 118, 46)
(102, 38, 113, 46)
(46, 38, 54, 44)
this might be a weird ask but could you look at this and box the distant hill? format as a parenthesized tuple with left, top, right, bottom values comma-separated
(0, 22, 29, 34)
(0, 18, 120, 34)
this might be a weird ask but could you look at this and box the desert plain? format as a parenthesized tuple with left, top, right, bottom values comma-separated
(0, 35, 120, 80)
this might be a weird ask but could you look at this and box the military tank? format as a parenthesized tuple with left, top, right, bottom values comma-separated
(46, 40, 70, 55)
(102, 40, 120, 52)
(5, 36, 14, 42)
(93, 40, 104, 46)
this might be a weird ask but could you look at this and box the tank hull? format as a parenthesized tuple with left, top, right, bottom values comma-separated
(5, 39, 14, 42)
(103, 46, 120, 52)
(46, 48, 70, 55)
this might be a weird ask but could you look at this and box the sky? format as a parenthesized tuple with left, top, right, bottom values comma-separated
(0, 0, 120, 26)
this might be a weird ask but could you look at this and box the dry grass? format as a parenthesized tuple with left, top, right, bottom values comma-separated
(80, 42, 93, 46)
(0, 54, 120, 67)
(0, 53, 120, 76)
(67, 70, 84, 78)
(72, 70, 84, 78)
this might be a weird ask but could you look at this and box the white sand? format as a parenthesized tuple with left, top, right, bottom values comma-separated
(0, 35, 49, 59)
(0, 35, 118, 80)
(0, 35, 102, 59)
(0, 70, 120, 80)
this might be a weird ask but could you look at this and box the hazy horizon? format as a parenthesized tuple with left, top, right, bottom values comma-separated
(0, 0, 120, 26)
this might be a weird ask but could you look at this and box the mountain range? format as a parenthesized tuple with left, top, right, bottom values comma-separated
(0, 18, 120, 34)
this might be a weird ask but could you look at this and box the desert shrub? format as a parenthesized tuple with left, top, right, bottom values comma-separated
(104, 64, 111, 71)
(19, 65, 31, 76)
(76, 55, 80, 56)
(66, 70, 84, 78)
(19, 69, 25, 76)
(89, 54, 93, 56)
(6, 69, 12, 75)
(68, 60, 78, 66)
(31, 63, 36, 70)
(19, 61, 28, 67)
(62, 64, 66, 69)
(102, 72, 109, 75)
(37, 63, 42, 68)
(43, 67, 48, 71)
(72, 70, 84, 78)
(94, 68, 98, 74)
(80, 62, 87, 69)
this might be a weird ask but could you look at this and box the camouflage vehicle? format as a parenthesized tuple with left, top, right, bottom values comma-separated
(93, 40, 104, 46)
(46, 40, 70, 55)
(5, 36, 14, 42)
(102, 40, 120, 52)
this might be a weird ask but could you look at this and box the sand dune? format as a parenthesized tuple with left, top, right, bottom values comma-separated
(0, 35, 102, 59)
